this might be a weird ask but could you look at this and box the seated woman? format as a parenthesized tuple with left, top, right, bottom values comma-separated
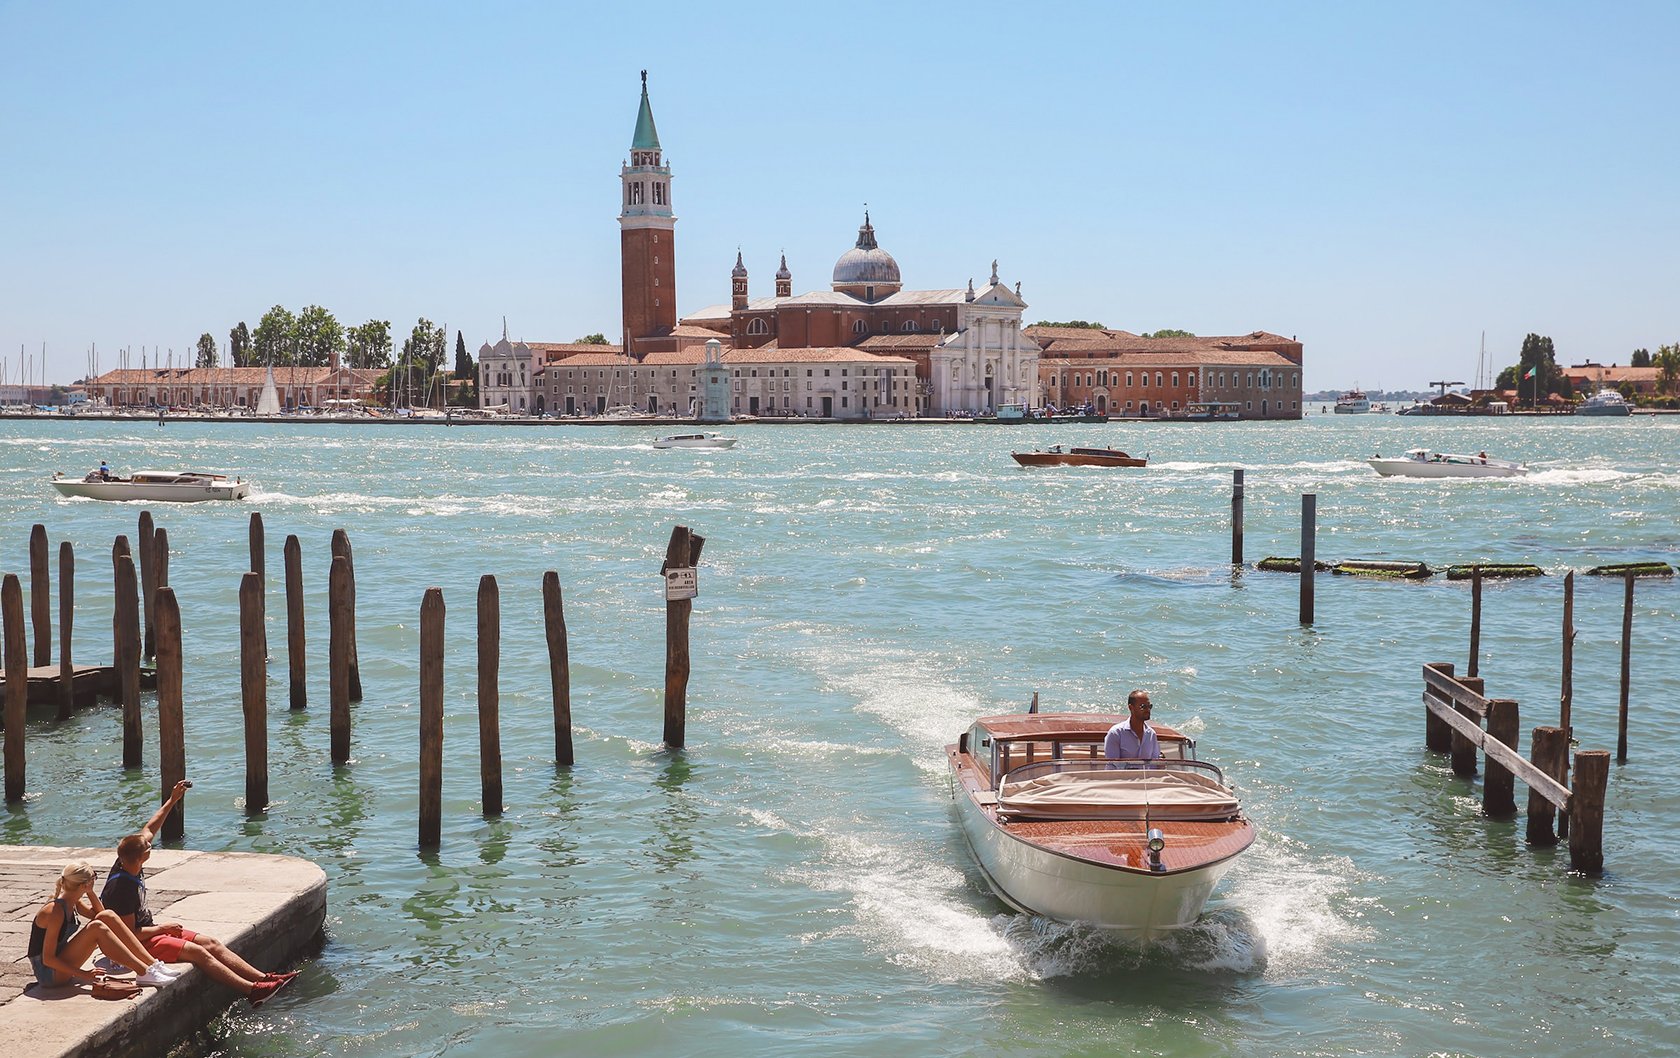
(28, 862, 178, 989)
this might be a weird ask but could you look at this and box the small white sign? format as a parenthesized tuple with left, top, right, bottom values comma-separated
(664, 566, 698, 601)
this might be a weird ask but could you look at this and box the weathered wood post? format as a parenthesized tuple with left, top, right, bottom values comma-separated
(1568, 749, 1609, 874)
(1230, 469, 1244, 565)
(1525, 725, 1568, 846)
(1467, 565, 1482, 678)
(1425, 662, 1453, 752)
(138, 511, 155, 660)
(155, 587, 185, 840)
(29, 524, 50, 667)
(249, 512, 266, 661)
(331, 530, 362, 701)
(1483, 698, 1519, 818)
(3, 575, 27, 803)
(478, 575, 503, 816)
(1560, 571, 1575, 733)
(111, 536, 130, 670)
(284, 535, 306, 710)
(418, 587, 444, 848)
(153, 526, 169, 611)
(1617, 572, 1633, 763)
(662, 525, 706, 749)
(116, 553, 142, 768)
(239, 572, 267, 812)
(543, 571, 573, 766)
(1450, 675, 1483, 777)
(328, 555, 351, 764)
(57, 541, 75, 720)
(1299, 494, 1315, 625)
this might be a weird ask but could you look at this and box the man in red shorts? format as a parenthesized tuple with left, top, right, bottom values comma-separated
(101, 780, 296, 1007)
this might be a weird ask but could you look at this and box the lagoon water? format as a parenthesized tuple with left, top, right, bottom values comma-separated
(2, 413, 1677, 1057)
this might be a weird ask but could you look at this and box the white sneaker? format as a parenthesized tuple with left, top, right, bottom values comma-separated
(135, 966, 175, 987)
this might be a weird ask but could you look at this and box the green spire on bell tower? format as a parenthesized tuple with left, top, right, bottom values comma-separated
(632, 69, 661, 152)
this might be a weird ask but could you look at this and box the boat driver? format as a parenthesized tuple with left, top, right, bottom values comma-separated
(98, 460, 112, 481)
(1104, 690, 1161, 761)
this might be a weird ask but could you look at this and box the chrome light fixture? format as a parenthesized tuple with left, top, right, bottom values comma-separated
(1147, 828, 1166, 871)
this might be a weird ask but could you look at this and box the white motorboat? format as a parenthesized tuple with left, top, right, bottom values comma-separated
(652, 432, 737, 449)
(1368, 448, 1528, 478)
(1575, 389, 1632, 417)
(1333, 389, 1371, 413)
(51, 469, 251, 502)
(947, 711, 1253, 940)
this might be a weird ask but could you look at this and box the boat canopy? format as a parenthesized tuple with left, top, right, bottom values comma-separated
(998, 762, 1240, 822)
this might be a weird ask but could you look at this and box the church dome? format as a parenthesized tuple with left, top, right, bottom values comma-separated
(831, 213, 901, 293)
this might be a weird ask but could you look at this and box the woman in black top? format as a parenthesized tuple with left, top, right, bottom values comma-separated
(28, 862, 175, 988)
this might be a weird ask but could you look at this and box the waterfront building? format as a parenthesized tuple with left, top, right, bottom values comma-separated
(1028, 327, 1304, 419)
(85, 364, 381, 410)
(476, 333, 538, 413)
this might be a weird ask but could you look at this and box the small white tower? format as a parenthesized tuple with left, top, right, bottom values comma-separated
(699, 339, 731, 422)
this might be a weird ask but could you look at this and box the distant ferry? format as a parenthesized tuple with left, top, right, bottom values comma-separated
(1333, 390, 1371, 414)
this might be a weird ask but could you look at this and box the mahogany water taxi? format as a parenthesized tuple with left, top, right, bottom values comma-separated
(1011, 445, 1147, 468)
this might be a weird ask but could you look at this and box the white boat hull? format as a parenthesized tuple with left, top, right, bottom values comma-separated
(952, 779, 1237, 940)
(1368, 458, 1526, 479)
(52, 479, 250, 502)
(653, 436, 736, 449)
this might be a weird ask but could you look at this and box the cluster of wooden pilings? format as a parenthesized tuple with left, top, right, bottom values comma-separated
(3, 513, 707, 851)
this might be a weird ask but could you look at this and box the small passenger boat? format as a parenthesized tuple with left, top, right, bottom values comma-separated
(51, 469, 251, 502)
(1011, 445, 1146, 468)
(947, 710, 1253, 939)
(1333, 389, 1371, 413)
(1575, 388, 1632, 417)
(1367, 448, 1528, 478)
(652, 432, 737, 450)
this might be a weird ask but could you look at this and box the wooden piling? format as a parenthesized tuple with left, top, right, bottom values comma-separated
(3, 575, 26, 803)
(115, 554, 142, 769)
(418, 587, 444, 848)
(155, 587, 185, 840)
(1450, 675, 1483, 777)
(478, 575, 503, 816)
(1560, 571, 1575, 734)
(543, 571, 573, 766)
(239, 572, 267, 812)
(1425, 661, 1453, 752)
(1568, 749, 1609, 874)
(1482, 698, 1519, 818)
(29, 524, 50, 667)
(138, 511, 155, 661)
(1526, 725, 1568, 846)
(1230, 469, 1244, 565)
(331, 530, 362, 701)
(249, 512, 266, 662)
(1299, 494, 1315, 625)
(328, 555, 351, 764)
(111, 536, 129, 668)
(1617, 572, 1633, 763)
(284, 535, 306, 710)
(1467, 565, 1482, 678)
(662, 526, 706, 749)
(57, 541, 74, 721)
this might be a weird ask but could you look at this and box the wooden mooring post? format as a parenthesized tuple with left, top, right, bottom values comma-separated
(30, 524, 50, 667)
(3, 574, 26, 803)
(1230, 469, 1244, 565)
(284, 535, 306, 710)
(543, 571, 573, 766)
(1467, 565, 1482, 678)
(116, 553, 142, 769)
(329, 555, 351, 764)
(57, 541, 75, 721)
(239, 572, 267, 812)
(1526, 726, 1569, 846)
(478, 575, 503, 816)
(1617, 572, 1633, 763)
(1483, 698, 1519, 818)
(418, 587, 444, 848)
(1299, 494, 1315, 625)
(1560, 571, 1575, 735)
(662, 525, 706, 749)
(331, 529, 362, 701)
(249, 512, 266, 661)
(155, 587, 185, 840)
(1568, 750, 1610, 875)
(138, 511, 155, 661)
(153, 526, 169, 609)
(1450, 675, 1484, 777)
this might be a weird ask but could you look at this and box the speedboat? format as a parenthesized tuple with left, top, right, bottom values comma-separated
(1333, 390, 1371, 413)
(652, 432, 737, 450)
(1012, 445, 1146, 468)
(947, 710, 1253, 939)
(51, 469, 251, 502)
(1367, 448, 1528, 478)
(1575, 389, 1632, 417)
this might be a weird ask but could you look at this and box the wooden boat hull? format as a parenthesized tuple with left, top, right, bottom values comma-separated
(51, 479, 250, 502)
(1012, 452, 1146, 468)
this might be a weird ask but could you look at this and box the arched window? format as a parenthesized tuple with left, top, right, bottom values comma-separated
(853, 320, 867, 335)
(746, 318, 769, 336)
(903, 320, 918, 332)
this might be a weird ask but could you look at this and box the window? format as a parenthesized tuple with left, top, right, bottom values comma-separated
(747, 318, 769, 336)
(853, 320, 867, 335)
(1099, 370, 1108, 386)
(1126, 372, 1133, 387)
(1172, 372, 1179, 387)
(1141, 373, 1149, 388)
(1189, 373, 1197, 387)
(903, 320, 918, 332)
(1156, 373, 1163, 388)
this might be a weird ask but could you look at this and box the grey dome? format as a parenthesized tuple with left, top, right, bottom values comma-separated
(832, 214, 901, 287)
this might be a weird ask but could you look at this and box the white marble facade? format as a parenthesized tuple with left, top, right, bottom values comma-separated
(928, 267, 1041, 415)
(478, 337, 536, 413)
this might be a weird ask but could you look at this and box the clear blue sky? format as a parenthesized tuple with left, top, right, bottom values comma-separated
(3, 1, 1676, 390)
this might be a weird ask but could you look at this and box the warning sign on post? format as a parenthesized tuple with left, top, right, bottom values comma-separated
(664, 566, 698, 601)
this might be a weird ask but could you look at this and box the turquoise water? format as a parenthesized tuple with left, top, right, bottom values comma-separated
(2, 415, 1677, 1057)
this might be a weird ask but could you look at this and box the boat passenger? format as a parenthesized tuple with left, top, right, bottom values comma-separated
(28, 862, 177, 989)
(1478, 451, 1488, 464)
(98, 460, 112, 481)
(1104, 690, 1161, 762)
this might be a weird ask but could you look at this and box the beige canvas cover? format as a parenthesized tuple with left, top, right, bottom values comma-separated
(998, 768, 1240, 821)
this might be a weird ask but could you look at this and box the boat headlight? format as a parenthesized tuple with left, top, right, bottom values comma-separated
(1147, 828, 1166, 871)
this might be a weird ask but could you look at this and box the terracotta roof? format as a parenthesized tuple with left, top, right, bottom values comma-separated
(671, 324, 730, 338)
(550, 347, 915, 368)
(857, 334, 946, 351)
(1042, 348, 1298, 368)
(530, 342, 623, 359)
(90, 366, 341, 384)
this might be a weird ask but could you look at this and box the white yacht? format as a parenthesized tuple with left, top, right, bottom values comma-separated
(52, 469, 251, 502)
(1576, 389, 1632, 417)
(653, 432, 737, 450)
(1368, 448, 1528, 478)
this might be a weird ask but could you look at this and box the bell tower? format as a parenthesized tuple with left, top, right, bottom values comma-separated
(731, 251, 749, 310)
(620, 70, 677, 356)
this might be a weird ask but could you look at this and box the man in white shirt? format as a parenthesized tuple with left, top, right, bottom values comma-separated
(1104, 690, 1161, 761)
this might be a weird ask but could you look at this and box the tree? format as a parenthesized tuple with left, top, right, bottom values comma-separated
(252, 305, 297, 365)
(1032, 320, 1107, 330)
(576, 332, 609, 345)
(1144, 328, 1195, 338)
(293, 305, 345, 367)
(395, 318, 447, 405)
(1631, 348, 1651, 367)
(347, 320, 392, 370)
(454, 330, 473, 378)
(1497, 333, 1562, 403)
(196, 333, 218, 368)
(229, 322, 252, 366)
(1656, 343, 1680, 396)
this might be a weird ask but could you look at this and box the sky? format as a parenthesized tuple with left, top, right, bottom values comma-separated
(3, 1, 1677, 391)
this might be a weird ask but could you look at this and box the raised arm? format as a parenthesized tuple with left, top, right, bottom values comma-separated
(139, 780, 190, 842)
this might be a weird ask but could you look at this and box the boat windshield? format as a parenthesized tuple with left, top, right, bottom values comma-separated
(996, 759, 1237, 822)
